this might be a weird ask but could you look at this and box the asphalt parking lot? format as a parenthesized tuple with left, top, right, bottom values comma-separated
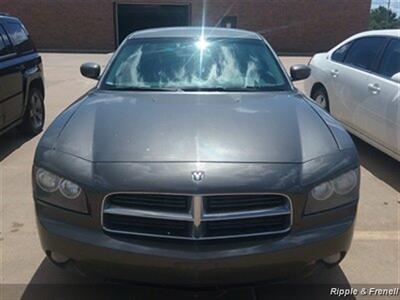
(0, 53, 399, 299)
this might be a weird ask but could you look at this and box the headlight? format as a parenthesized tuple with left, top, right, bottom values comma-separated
(36, 169, 61, 192)
(306, 169, 359, 215)
(311, 181, 334, 201)
(59, 179, 82, 199)
(34, 168, 88, 213)
(332, 170, 357, 195)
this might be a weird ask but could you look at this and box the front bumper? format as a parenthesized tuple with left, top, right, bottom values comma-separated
(36, 201, 356, 286)
(34, 149, 359, 286)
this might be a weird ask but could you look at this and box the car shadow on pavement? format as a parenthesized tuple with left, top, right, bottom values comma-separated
(352, 135, 400, 193)
(19, 258, 354, 300)
(0, 129, 34, 162)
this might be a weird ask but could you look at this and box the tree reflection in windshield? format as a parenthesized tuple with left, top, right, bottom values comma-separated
(104, 38, 290, 92)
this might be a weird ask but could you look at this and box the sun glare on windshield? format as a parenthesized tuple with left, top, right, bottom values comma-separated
(196, 36, 209, 51)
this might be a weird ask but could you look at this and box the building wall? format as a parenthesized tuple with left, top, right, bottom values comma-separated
(0, 0, 372, 53)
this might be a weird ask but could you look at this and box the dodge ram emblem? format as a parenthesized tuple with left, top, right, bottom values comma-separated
(191, 171, 205, 182)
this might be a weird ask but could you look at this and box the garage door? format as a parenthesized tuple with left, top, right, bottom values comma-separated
(116, 4, 190, 45)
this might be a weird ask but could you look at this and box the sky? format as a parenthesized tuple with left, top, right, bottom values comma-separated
(371, 0, 400, 14)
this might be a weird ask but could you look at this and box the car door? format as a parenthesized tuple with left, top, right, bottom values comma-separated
(361, 38, 400, 157)
(0, 24, 7, 129)
(327, 37, 388, 129)
(0, 23, 17, 130)
(322, 41, 352, 118)
(0, 20, 28, 127)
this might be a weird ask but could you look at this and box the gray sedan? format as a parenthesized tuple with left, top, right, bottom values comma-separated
(33, 27, 360, 286)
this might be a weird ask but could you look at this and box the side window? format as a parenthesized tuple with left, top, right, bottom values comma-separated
(331, 42, 352, 62)
(0, 25, 11, 56)
(378, 39, 400, 79)
(344, 37, 387, 71)
(4, 21, 28, 45)
(0, 33, 5, 55)
(4, 20, 33, 53)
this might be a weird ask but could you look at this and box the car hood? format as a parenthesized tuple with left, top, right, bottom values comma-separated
(53, 90, 338, 163)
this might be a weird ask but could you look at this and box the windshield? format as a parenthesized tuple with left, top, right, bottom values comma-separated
(101, 37, 291, 92)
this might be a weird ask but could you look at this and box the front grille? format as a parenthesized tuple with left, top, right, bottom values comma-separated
(103, 214, 191, 238)
(204, 194, 286, 213)
(107, 194, 190, 213)
(103, 193, 291, 240)
(205, 215, 290, 237)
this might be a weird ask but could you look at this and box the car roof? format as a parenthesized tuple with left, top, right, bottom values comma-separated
(328, 29, 400, 54)
(349, 29, 400, 39)
(0, 13, 21, 22)
(128, 27, 262, 40)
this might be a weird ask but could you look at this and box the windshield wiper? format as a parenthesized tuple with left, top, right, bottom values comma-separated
(180, 86, 274, 92)
(104, 85, 286, 92)
(104, 86, 180, 92)
(180, 87, 227, 92)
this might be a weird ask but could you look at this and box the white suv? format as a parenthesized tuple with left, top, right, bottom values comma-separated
(305, 30, 400, 161)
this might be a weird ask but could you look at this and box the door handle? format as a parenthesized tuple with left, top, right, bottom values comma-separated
(368, 83, 381, 94)
(330, 69, 339, 78)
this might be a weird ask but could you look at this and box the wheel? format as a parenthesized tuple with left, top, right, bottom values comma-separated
(17, 88, 45, 135)
(311, 86, 330, 112)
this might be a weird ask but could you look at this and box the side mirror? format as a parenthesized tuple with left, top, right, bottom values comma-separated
(290, 64, 311, 81)
(80, 62, 101, 80)
(391, 72, 400, 84)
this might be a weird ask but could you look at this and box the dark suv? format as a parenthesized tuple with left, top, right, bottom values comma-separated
(0, 13, 44, 136)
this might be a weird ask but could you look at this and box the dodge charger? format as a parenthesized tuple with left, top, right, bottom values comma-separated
(33, 27, 360, 285)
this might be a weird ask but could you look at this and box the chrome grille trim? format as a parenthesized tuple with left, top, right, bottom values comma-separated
(103, 207, 193, 221)
(101, 192, 293, 240)
(202, 206, 290, 221)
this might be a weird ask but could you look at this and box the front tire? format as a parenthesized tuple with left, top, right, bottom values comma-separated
(311, 86, 330, 112)
(17, 88, 45, 135)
